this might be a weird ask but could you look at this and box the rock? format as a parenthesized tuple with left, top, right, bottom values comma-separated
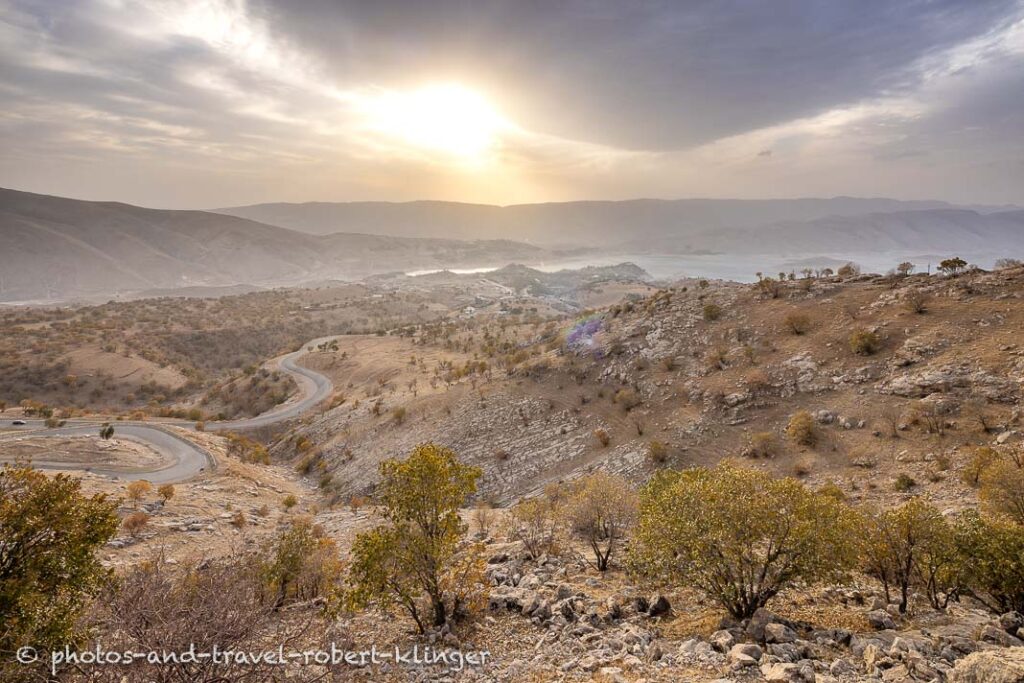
(950, 648, 1024, 683)
(767, 642, 800, 662)
(881, 664, 910, 682)
(863, 643, 894, 674)
(710, 630, 736, 653)
(577, 655, 600, 672)
(679, 638, 718, 661)
(981, 624, 1024, 647)
(829, 658, 856, 676)
(746, 608, 784, 642)
(597, 666, 625, 682)
(765, 622, 798, 644)
(1001, 612, 1024, 633)
(728, 643, 762, 668)
(647, 594, 671, 617)
(520, 591, 542, 616)
(866, 610, 897, 630)
(760, 662, 800, 682)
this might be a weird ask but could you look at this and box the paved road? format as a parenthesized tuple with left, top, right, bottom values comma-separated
(0, 337, 336, 483)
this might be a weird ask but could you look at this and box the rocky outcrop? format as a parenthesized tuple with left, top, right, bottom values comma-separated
(876, 363, 1019, 402)
(950, 647, 1024, 683)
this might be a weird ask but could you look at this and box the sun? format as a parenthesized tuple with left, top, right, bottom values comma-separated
(360, 84, 508, 161)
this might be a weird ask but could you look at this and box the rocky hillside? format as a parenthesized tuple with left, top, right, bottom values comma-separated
(280, 262, 1023, 509)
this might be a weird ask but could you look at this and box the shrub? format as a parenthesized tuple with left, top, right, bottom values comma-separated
(893, 473, 916, 492)
(225, 433, 270, 464)
(962, 446, 1000, 487)
(861, 498, 958, 613)
(122, 511, 149, 537)
(837, 262, 861, 278)
(745, 431, 779, 458)
(345, 444, 484, 633)
(0, 465, 118, 678)
(786, 411, 817, 446)
(157, 484, 175, 503)
(125, 480, 152, 508)
(647, 440, 669, 465)
(282, 494, 298, 510)
(508, 495, 562, 558)
(783, 312, 812, 335)
(938, 257, 967, 276)
(957, 511, 1024, 614)
(980, 460, 1024, 524)
(93, 554, 325, 682)
(904, 290, 928, 314)
(563, 473, 639, 571)
(391, 406, 407, 425)
(593, 427, 611, 447)
(230, 510, 247, 529)
(263, 516, 343, 608)
(614, 388, 640, 411)
(702, 303, 722, 321)
(630, 464, 859, 619)
(849, 329, 880, 355)
(472, 501, 493, 537)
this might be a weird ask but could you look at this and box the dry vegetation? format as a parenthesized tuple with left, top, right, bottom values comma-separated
(4, 260, 1024, 682)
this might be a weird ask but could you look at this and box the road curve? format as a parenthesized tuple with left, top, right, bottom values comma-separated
(0, 337, 337, 483)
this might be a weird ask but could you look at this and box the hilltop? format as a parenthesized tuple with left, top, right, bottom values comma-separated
(0, 188, 547, 302)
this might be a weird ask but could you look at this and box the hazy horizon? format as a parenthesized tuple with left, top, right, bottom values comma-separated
(3, 1, 1024, 209)
(3, 183, 1022, 214)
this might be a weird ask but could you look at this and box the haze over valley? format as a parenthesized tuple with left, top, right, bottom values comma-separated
(4, 186, 1023, 302)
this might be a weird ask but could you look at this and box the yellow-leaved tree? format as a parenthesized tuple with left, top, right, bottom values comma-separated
(629, 462, 859, 619)
(344, 443, 485, 633)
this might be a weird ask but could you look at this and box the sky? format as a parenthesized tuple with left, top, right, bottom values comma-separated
(1, 0, 1023, 209)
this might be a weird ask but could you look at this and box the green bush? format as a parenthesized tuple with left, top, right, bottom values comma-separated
(0, 465, 118, 679)
(629, 463, 859, 619)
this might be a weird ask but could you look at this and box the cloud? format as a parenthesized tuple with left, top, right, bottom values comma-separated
(0, 0, 1022, 206)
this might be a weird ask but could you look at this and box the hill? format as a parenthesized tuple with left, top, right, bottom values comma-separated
(215, 196, 1023, 250)
(0, 188, 547, 301)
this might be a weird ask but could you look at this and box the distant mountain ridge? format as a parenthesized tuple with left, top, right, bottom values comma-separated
(0, 188, 546, 302)
(215, 197, 1021, 248)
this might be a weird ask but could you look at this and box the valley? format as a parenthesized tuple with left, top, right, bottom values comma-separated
(3, 257, 1023, 682)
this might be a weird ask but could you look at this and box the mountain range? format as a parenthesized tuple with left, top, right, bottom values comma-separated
(3, 187, 1023, 302)
(0, 188, 545, 302)
(215, 197, 1022, 250)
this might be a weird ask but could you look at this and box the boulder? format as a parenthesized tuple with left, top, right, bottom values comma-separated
(981, 624, 1024, 648)
(728, 643, 762, 668)
(1001, 612, 1024, 633)
(746, 608, 786, 642)
(950, 648, 1024, 683)
(867, 610, 897, 630)
(647, 594, 671, 617)
(765, 622, 798, 644)
(710, 629, 735, 653)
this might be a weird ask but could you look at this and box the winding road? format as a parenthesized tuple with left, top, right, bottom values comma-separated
(0, 337, 337, 484)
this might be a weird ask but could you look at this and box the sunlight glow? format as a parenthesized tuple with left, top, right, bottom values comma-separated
(358, 84, 510, 161)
